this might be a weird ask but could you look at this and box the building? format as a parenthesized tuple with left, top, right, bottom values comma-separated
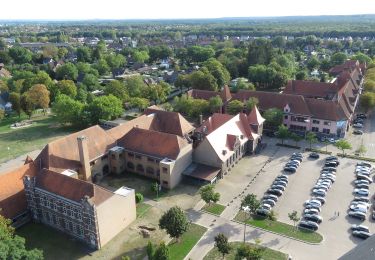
(339, 234, 375, 260)
(23, 169, 135, 249)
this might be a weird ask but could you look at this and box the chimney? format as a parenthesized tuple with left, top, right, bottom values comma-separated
(77, 136, 91, 181)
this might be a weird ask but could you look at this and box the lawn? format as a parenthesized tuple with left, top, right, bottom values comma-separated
(136, 202, 152, 218)
(202, 203, 226, 215)
(235, 211, 323, 243)
(0, 113, 76, 163)
(168, 223, 207, 260)
(203, 241, 288, 260)
(17, 222, 89, 260)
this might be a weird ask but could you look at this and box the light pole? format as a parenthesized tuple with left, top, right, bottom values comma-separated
(242, 206, 250, 243)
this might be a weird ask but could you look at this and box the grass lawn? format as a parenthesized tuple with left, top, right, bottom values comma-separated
(168, 223, 207, 260)
(235, 211, 323, 243)
(204, 241, 288, 260)
(17, 222, 89, 260)
(0, 113, 76, 163)
(202, 203, 226, 215)
(136, 202, 152, 218)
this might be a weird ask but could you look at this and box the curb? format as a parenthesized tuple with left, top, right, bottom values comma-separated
(230, 219, 323, 245)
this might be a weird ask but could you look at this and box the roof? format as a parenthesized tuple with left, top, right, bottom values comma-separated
(247, 106, 265, 125)
(329, 60, 360, 76)
(36, 125, 116, 172)
(182, 163, 221, 182)
(0, 162, 37, 219)
(196, 113, 234, 135)
(35, 169, 113, 206)
(283, 80, 339, 99)
(107, 115, 154, 140)
(220, 85, 232, 102)
(339, 234, 375, 260)
(117, 128, 189, 160)
(187, 89, 221, 101)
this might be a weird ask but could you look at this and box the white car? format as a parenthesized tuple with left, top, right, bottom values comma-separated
(304, 208, 320, 215)
(354, 189, 369, 196)
(350, 205, 368, 213)
(305, 199, 322, 207)
(354, 179, 370, 185)
(350, 201, 370, 209)
(353, 123, 363, 128)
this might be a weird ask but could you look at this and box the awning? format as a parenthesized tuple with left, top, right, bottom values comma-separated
(182, 163, 221, 182)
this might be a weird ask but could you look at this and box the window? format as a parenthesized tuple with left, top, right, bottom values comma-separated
(146, 167, 154, 175)
(147, 157, 154, 162)
(136, 164, 144, 173)
(323, 128, 330, 134)
(135, 155, 142, 160)
(289, 125, 306, 131)
(127, 162, 134, 169)
(111, 154, 116, 159)
(119, 153, 123, 158)
(324, 121, 331, 126)
(163, 181, 169, 186)
(312, 127, 319, 132)
(162, 167, 168, 174)
(63, 206, 67, 215)
(312, 120, 320, 124)
(77, 212, 82, 220)
(284, 115, 288, 119)
(78, 226, 83, 236)
(101, 155, 108, 160)
(53, 203, 57, 211)
(128, 152, 134, 158)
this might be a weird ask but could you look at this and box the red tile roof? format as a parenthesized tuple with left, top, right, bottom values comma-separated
(196, 113, 234, 135)
(187, 89, 220, 100)
(0, 162, 37, 219)
(283, 80, 339, 99)
(247, 106, 265, 125)
(117, 128, 189, 160)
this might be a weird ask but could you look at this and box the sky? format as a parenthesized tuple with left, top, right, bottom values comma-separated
(1, 0, 375, 20)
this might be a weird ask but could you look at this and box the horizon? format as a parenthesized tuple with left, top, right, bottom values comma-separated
(1, 0, 375, 20)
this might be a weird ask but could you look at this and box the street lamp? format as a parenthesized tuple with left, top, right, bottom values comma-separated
(242, 206, 250, 243)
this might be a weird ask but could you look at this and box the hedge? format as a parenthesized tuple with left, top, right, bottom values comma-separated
(337, 153, 375, 162)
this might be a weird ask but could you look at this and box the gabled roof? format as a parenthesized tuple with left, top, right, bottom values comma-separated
(35, 169, 113, 206)
(0, 162, 37, 219)
(220, 85, 232, 102)
(117, 128, 189, 160)
(36, 125, 116, 172)
(247, 106, 265, 125)
(196, 113, 234, 135)
(107, 115, 154, 140)
(329, 60, 360, 76)
(283, 80, 339, 99)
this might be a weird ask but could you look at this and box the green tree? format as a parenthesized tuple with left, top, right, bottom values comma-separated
(147, 81, 171, 104)
(0, 109, 4, 120)
(351, 53, 372, 64)
(288, 210, 300, 231)
(0, 215, 43, 259)
(57, 80, 77, 98)
(135, 193, 144, 203)
(203, 58, 231, 87)
(76, 46, 92, 62)
(105, 80, 128, 101)
(124, 76, 148, 97)
(52, 94, 84, 127)
(214, 233, 231, 259)
(105, 53, 126, 70)
(87, 95, 124, 124)
(130, 97, 149, 111)
(189, 68, 218, 91)
(153, 242, 170, 260)
(235, 243, 263, 260)
(8, 46, 32, 64)
(208, 95, 223, 113)
(295, 70, 308, 80)
(245, 97, 259, 111)
(290, 132, 302, 147)
(355, 143, 367, 156)
(320, 59, 332, 72)
(276, 124, 290, 144)
(42, 44, 58, 59)
(151, 182, 160, 199)
(305, 132, 317, 149)
(199, 184, 220, 205)
(236, 79, 255, 91)
(263, 108, 283, 130)
(94, 59, 110, 75)
(56, 62, 78, 80)
(26, 84, 50, 112)
(307, 56, 320, 71)
(227, 100, 244, 115)
(360, 92, 375, 112)
(132, 50, 149, 63)
(187, 46, 215, 63)
(9, 92, 21, 117)
(20, 93, 34, 119)
(330, 52, 347, 66)
(335, 139, 352, 155)
(241, 194, 261, 242)
(159, 206, 189, 242)
(82, 73, 99, 91)
(247, 40, 274, 66)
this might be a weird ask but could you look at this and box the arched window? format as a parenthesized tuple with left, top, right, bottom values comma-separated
(102, 165, 109, 175)
(127, 162, 135, 169)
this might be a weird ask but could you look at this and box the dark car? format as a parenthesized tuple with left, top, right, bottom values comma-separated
(326, 156, 338, 161)
(304, 214, 322, 224)
(305, 204, 321, 212)
(284, 167, 297, 173)
(275, 177, 289, 184)
(256, 208, 270, 217)
(357, 113, 367, 119)
(325, 162, 338, 167)
(309, 152, 320, 159)
(351, 224, 370, 233)
(357, 175, 372, 182)
(267, 189, 283, 196)
(263, 194, 278, 202)
(357, 162, 372, 168)
(353, 130, 364, 135)
(352, 230, 371, 239)
(348, 211, 366, 220)
(299, 221, 319, 231)
(273, 181, 287, 187)
(271, 185, 286, 191)
(262, 199, 276, 207)
(322, 167, 336, 172)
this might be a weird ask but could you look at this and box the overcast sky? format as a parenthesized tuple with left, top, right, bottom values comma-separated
(1, 0, 374, 20)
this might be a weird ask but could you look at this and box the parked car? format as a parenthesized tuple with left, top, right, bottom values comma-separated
(351, 224, 370, 233)
(273, 181, 287, 187)
(311, 196, 326, 204)
(328, 138, 336, 143)
(322, 167, 337, 172)
(305, 204, 321, 212)
(352, 230, 371, 239)
(309, 152, 320, 159)
(325, 161, 338, 167)
(357, 113, 367, 119)
(262, 199, 276, 207)
(299, 221, 319, 231)
(354, 179, 370, 185)
(256, 208, 270, 217)
(357, 162, 372, 168)
(276, 175, 289, 181)
(284, 167, 297, 173)
(353, 197, 370, 203)
(312, 189, 327, 197)
(305, 199, 322, 207)
(271, 185, 286, 191)
(350, 201, 370, 209)
(355, 183, 370, 189)
(348, 211, 366, 220)
(356, 175, 372, 182)
(304, 214, 322, 224)
(326, 156, 338, 161)
(353, 130, 364, 135)
(313, 185, 329, 191)
(304, 208, 320, 215)
(353, 123, 364, 128)
(267, 189, 283, 196)
(261, 204, 272, 211)
(354, 189, 369, 196)
(372, 211, 375, 220)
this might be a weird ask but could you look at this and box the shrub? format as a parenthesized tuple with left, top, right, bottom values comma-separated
(135, 193, 144, 203)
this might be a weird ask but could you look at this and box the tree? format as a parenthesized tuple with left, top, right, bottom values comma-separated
(53, 94, 84, 127)
(9, 92, 21, 117)
(214, 233, 231, 259)
(263, 108, 283, 130)
(187, 46, 215, 63)
(153, 242, 170, 260)
(82, 73, 100, 91)
(149, 45, 172, 62)
(147, 81, 171, 104)
(0, 215, 43, 259)
(42, 44, 58, 59)
(235, 243, 263, 260)
(295, 70, 308, 80)
(87, 95, 124, 124)
(360, 92, 375, 112)
(76, 46, 92, 62)
(130, 97, 149, 111)
(26, 84, 50, 112)
(20, 93, 34, 119)
(351, 53, 372, 64)
(8, 46, 32, 64)
(94, 59, 110, 75)
(147, 241, 155, 260)
(245, 97, 259, 111)
(240, 194, 260, 242)
(199, 184, 220, 205)
(56, 62, 78, 81)
(151, 182, 160, 199)
(105, 53, 126, 70)
(159, 206, 189, 242)
(288, 210, 300, 231)
(124, 76, 148, 97)
(276, 125, 290, 144)
(335, 139, 352, 155)
(307, 56, 320, 71)
(189, 68, 218, 91)
(247, 40, 274, 66)
(0, 109, 4, 120)
(356, 143, 367, 156)
(208, 96, 223, 113)
(290, 133, 302, 147)
(305, 132, 317, 149)
(203, 58, 231, 88)
(105, 80, 128, 101)
(57, 80, 77, 98)
(330, 52, 347, 66)
(135, 193, 144, 203)
(227, 100, 244, 115)
(132, 50, 149, 63)
(236, 79, 255, 91)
